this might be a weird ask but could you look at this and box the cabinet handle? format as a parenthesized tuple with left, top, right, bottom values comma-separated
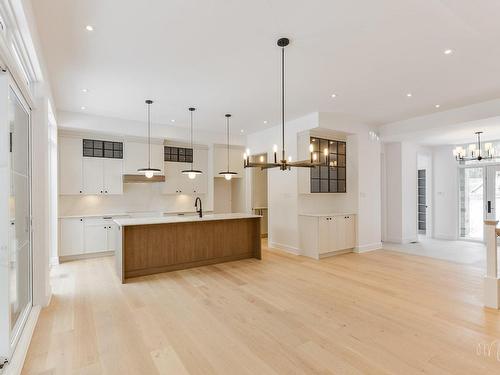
(79, 190, 82, 194)
(105, 190, 108, 194)
(100, 190, 103, 194)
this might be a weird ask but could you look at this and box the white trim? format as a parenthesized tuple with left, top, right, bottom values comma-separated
(434, 234, 458, 241)
(4, 305, 40, 375)
(354, 242, 382, 253)
(268, 241, 300, 255)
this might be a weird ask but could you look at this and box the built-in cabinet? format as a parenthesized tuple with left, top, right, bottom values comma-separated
(59, 136, 123, 195)
(163, 148, 208, 194)
(59, 217, 119, 258)
(83, 157, 123, 195)
(299, 214, 356, 259)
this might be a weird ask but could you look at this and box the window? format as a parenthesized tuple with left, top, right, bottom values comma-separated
(164, 146, 193, 163)
(82, 139, 123, 159)
(310, 137, 346, 193)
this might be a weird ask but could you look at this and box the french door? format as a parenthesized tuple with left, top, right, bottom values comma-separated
(0, 74, 32, 360)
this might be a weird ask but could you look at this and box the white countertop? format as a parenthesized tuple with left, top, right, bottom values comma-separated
(59, 210, 213, 219)
(299, 213, 355, 217)
(113, 213, 261, 226)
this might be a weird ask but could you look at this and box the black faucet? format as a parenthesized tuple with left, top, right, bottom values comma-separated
(195, 197, 203, 218)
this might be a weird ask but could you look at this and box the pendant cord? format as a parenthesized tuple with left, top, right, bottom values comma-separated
(226, 116, 230, 172)
(190, 109, 194, 170)
(281, 46, 285, 162)
(147, 102, 151, 169)
(477, 132, 481, 157)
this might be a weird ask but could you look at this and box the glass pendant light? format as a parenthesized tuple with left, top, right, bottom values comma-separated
(138, 99, 161, 178)
(181, 107, 203, 179)
(218, 114, 237, 180)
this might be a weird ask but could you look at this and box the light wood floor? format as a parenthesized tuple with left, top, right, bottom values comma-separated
(23, 242, 500, 374)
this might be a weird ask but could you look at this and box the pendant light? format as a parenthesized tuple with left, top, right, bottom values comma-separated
(453, 131, 496, 163)
(138, 99, 161, 178)
(243, 37, 325, 171)
(181, 107, 203, 179)
(219, 114, 237, 180)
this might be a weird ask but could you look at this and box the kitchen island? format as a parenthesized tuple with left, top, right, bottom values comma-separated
(113, 213, 262, 283)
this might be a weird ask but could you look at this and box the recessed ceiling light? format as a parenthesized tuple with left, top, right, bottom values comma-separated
(240, 129, 244, 133)
(263, 120, 268, 124)
(331, 93, 337, 98)
(444, 49, 453, 55)
(170, 119, 175, 123)
(80, 106, 86, 110)
(81, 88, 88, 93)
(85, 25, 94, 31)
(435, 104, 441, 108)
(406, 93, 412, 97)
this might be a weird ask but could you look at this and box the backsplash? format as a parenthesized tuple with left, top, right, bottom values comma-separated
(58, 183, 206, 216)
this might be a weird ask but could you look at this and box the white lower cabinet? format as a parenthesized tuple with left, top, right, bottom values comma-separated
(59, 217, 120, 258)
(299, 214, 356, 259)
(59, 218, 84, 256)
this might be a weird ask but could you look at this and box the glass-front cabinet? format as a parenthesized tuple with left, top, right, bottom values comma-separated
(310, 137, 347, 193)
(0, 74, 32, 361)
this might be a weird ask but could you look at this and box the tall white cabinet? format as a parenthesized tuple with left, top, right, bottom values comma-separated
(59, 137, 83, 194)
(299, 213, 356, 259)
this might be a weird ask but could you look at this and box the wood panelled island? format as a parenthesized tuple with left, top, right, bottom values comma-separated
(113, 213, 261, 283)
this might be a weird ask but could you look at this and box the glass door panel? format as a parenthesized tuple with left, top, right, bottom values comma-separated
(8, 86, 32, 346)
(459, 167, 484, 240)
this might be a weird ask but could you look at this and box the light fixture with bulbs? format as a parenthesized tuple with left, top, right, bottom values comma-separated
(244, 38, 325, 171)
(453, 131, 496, 163)
(219, 114, 238, 180)
(181, 107, 203, 180)
(85, 25, 94, 31)
(137, 99, 161, 178)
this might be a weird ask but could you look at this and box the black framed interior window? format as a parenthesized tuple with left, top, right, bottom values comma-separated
(310, 137, 346, 193)
(164, 146, 193, 163)
(83, 139, 123, 159)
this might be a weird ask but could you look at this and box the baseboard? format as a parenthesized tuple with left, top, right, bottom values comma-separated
(59, 251, 113, 263)
(268, 241, 301, 255)
(5, 306, 40, 375)
(354, 242, 382, 253)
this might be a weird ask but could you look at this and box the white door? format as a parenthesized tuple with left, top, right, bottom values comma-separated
(486, 165, 500, 221)
(344, 215, 356, 249)
(59, 218, 84, 256)
(84, 221, 108, 253)
(332, 216, 346, 251)
(59, 137, 83, 194)
(103, 159, 123, 195)
(83, 158, 104, 194)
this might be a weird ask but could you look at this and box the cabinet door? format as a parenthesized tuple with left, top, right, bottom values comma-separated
(124, 141, 164, 174)
(318, 217, 331, 254)
(59, 137, 83, 195)
(84, 221, 108, 253)
(83, 158, 104, 194)
(162, 162, 181, 194)
(344, 215, 356, 249)
(333, 216, 347, 250)
(191, 148, 208, 194)
(59, 218, 84, 256)
(103, 158, 123, 194)
(230, 148, 245, 177)
(151, 143, 164, 173)
(107, 223, 117, 251)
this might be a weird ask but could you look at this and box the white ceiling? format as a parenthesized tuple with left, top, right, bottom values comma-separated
(31, 0, 500, 135)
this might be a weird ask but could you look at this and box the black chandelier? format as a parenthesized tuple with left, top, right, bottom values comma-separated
(453, 131, 495, 163)
(244, 37, 325, 171)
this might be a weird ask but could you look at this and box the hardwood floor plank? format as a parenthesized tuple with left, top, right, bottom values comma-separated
(22, 242, 500, 374)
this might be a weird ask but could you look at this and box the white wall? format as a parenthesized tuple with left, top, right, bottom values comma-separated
(432, 145, 459, 240)
(246, 112, 382, 253)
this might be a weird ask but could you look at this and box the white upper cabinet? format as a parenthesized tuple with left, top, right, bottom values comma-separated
(103, 159, 123, 194)
(162, 147, 208, 195)
(59, 137, 83, 195)
(123, 141, 164, 174)
(83, 158, 104, 194)
(214, 145, 245, 178)
(83, 157, 123, 195)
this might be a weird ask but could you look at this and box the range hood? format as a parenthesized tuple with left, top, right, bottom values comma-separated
(123, 174, 165, 183)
